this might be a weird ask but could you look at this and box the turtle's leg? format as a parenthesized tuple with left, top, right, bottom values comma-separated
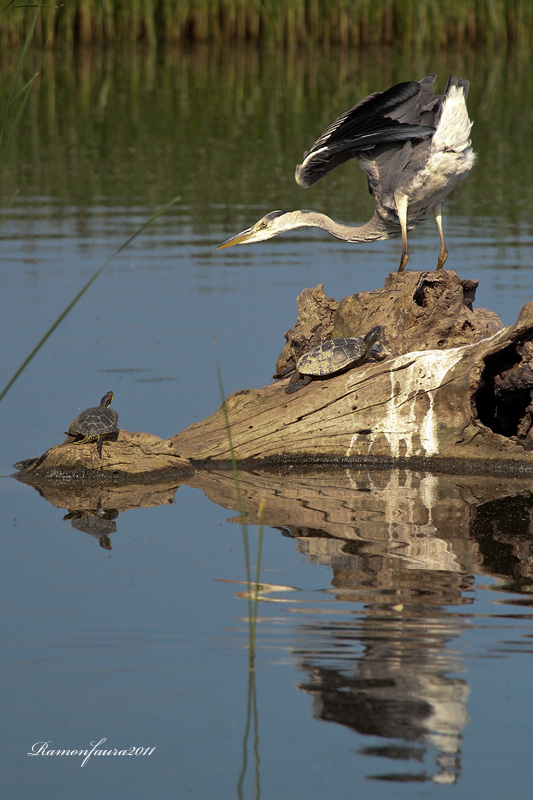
(97, 435, 103, 458)
(73, 434, 91, 445)
(273, 365, 295, 380)
(366, 344, 386, 362)
(285, 373, 312, 394)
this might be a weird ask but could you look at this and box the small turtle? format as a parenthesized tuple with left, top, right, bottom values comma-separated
(67, 391, 119, 458)
(278, 326, 385, 394)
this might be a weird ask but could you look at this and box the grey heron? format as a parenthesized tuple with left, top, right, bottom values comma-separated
(217, 74, 475, 272)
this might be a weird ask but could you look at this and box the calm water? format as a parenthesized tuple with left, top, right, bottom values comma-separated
(2, 43, 533, 799)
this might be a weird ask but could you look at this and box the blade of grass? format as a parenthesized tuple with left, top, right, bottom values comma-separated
(0, 1, 20, 12)
(214, 356, 253, 585)
(4, 71, 39, 152)
(237, 656, 261, 800)
(0, 0, 41, 152)
(214, 353, 265, 660)
(0, 195, 180, 402)
(250, 499, 265, 648)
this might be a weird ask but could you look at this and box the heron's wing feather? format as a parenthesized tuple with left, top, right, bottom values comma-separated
(297, 125, 434, 188)
(296, 78, 436, 188)
(309, 81, 422, 149)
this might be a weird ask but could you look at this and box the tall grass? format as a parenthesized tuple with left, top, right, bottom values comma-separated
(1, 1, 532, 49)
(0, 1, 42, 201)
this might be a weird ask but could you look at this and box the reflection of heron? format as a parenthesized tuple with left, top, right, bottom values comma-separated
(218, 74, 475, 273)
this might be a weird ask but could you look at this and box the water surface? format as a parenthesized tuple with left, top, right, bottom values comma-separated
(2, 43, 533, 799)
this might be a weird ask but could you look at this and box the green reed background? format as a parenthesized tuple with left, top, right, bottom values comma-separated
(1, 0, 533, 49)
(1, 43, 531, 234)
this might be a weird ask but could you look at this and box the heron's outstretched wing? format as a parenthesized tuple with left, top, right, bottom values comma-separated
(295, 79, 436, 188)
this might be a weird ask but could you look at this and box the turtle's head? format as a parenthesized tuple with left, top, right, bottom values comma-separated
(217, 210, 304, 249)
(363, 326, 387, 362)
(363, 326, 383, 347)
(100, 391, 114, 408)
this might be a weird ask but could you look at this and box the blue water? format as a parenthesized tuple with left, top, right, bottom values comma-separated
(3, 46, 533, 800)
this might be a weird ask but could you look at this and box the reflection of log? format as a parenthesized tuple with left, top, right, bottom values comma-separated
(16, 474, 186, 513)
(187, 467, 533, 583)
(13, 270, 533, 477)
(188, 467, 528, 545)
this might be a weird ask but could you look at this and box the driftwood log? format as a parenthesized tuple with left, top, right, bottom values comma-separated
(14, 269, 533, 480)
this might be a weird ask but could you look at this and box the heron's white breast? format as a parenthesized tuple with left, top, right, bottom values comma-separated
(432, 85, 474, 153)
(401, 86, 475, 211)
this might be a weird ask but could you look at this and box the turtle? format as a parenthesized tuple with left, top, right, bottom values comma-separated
(277, 326, 386, 394)
(66, 390, 119, 458)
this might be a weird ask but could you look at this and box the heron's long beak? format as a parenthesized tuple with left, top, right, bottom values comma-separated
(216, 226, 256, 250)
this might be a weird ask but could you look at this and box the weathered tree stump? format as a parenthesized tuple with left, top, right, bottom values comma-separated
(14, 269, 533, 480)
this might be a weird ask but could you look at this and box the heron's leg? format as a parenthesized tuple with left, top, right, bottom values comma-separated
(434, 204, 448, 270)
(394, 191, 409, 273)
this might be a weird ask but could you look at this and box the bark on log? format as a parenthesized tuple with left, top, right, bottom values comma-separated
(14, 430, 192, 483)
(13, 270, 533, 479)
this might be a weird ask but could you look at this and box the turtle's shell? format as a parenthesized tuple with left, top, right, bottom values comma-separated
(296, 336, 368, 377)
(70, 514, 118, 538)
(69, 405, 119, 438)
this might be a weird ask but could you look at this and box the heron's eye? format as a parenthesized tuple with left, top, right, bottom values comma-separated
(259, 221, 268, 229)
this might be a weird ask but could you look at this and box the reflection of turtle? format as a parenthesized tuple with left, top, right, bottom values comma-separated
(67, 391, 119, 457)
(64, 500, 119, 550)
(68, 515, 117, 549)
(279, 326, 385, 394)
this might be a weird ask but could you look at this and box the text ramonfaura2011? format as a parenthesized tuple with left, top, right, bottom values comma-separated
(27, 739, 156, 767)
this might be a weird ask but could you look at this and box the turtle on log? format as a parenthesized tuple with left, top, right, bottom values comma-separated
(66, 391, 119, 458)
(275, 326, 386, 394)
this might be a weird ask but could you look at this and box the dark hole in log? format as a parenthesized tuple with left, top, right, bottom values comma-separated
(412, 278, 430, 307)
(474, 342, 533, 439)
(470, 493, 533, 587)
(412, 275, 477, 312)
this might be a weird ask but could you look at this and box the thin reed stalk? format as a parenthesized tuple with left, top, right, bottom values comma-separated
(0, 196, 180, 402)
(0, 2, 41, 159)
(215, 358, 265, 662)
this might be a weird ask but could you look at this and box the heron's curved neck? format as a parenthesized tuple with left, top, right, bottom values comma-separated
(296, 210, 395, 243)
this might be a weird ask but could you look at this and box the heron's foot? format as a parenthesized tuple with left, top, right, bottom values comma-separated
(436, 248, 448, 270)
(397, 253, 409, 273)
